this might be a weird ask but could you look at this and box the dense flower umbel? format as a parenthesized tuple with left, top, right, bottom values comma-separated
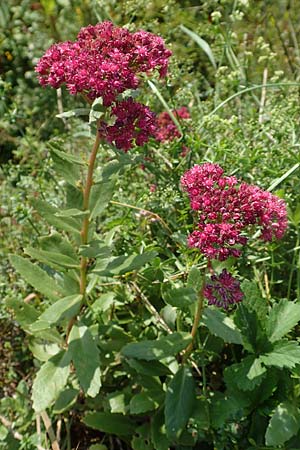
(99, 99, 157, 151)
(204, 269, 244, 309)
(35, 21, 172, 105)
(154, 106, 190, 142)
(181, 163, 288, 260)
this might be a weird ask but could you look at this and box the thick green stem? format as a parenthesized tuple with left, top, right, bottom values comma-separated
(182, 270, 206, 363)
(79, 129, 101, 295)
(66, 128, 101, 342)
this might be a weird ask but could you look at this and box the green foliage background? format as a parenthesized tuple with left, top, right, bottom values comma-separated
(1, 0, 300, 449)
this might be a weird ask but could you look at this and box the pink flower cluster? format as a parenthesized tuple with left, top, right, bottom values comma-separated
(204, 269, 244, 309)
(35, 21, 172, 106)
(181, 163, 288, 260)
(154, 106, 190, 142)
(99, 99, 157, 151)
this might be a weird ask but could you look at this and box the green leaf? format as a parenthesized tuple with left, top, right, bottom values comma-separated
(50, 148, 81, 187)
(202, 307, 243, 345)
(260, 341, 300, 369)
(108, 391, 126, 414)
(266, 299, 300, 343)
(180, 24, 217, 69)
(92, 293, 121, 313)
(165, 366, 195, 440)
(162, 287, 197, 309)
(130, 392, 157, 414)
(234, 304, 260, 352)
(32, 350, 71, 412)
(210, 392, 243, 429)
(192, 398, 210, 431)
(48, 144, 85, 165)
(127, 359, 171, 376)
(68, 322, 101, 397)
(31, 198, 81, 234)
(55, 208, 89, 218)
(121, 332, 192, 361)
(34, 294, 82, 326)
(79, 240, 111, 258)
(84, 412, 135, 436)
(93, 251, 157, 276)
(24, 247, 79, 270)
(55, 108, 90, 120)
(9, 255, 67, 301)
(28, 341, 60, 362)
(132, 424, 154, 450)
(187, 267, 203, 292)
(224, 356, 266, 391)
(240, 280, 268, 319)
(53, 388, 79, 413)
(265, 402, 300, 446)
(90, 178, 116, 219)
(39, 232, 77, 259)
(151, 409, 170, 450)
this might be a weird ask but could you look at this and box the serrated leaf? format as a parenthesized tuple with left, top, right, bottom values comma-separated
(24, 247, 79, 270)
(180, 24, 217, 69)
(35, 294, 82, 326)
(32, 198, 81, 234)
(260, 341, 300, 369)
(121, 332, 192, 361)
(234, 304, 260, 352)
(165, 366, 195, 440)
(265, 402, 300, 446)
(84, 412, 135, 436)
(202, 307, 243, 344)
(68, 322, 101, 397)
(162, 286, 197, 309)
(9, 255, 67, 301)
(224, 356, 266, 391)
(266, 299, 300, 343)
(90, 178, 116, 219)
(130, 392, 157, 415)
(32, 350, 71, 412)
(240, 280, 268, 319)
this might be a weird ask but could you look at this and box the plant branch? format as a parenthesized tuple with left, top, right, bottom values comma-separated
(182, 276, 206, 363)
(40, 411, 60, 450)
(66, 126, 101, 342)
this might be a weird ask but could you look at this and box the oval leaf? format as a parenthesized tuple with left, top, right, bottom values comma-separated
(165, 366, 195, 440)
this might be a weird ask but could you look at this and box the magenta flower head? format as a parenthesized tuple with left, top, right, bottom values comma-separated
(98, 98, 157, 151)
(35, 21, 172, 105)
(204, 269, 244, 309)
(181, 163, 288, 260)
(154, 106, 190, 142)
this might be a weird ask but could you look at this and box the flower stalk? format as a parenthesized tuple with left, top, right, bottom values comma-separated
(182, 272, 206, 363)
(66, 125, 101, 342)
